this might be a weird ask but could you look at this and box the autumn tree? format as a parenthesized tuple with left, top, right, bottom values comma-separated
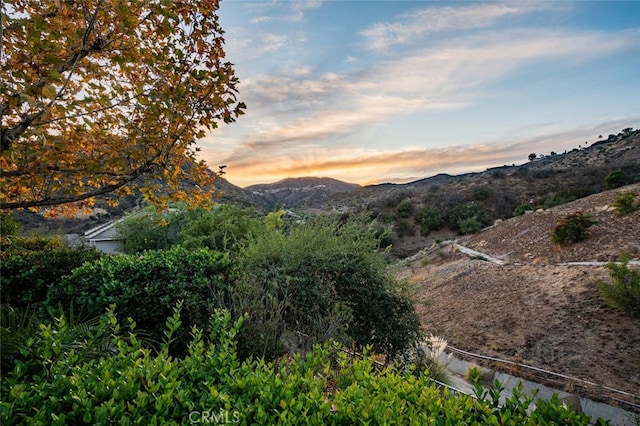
(1, 0, 245, 214)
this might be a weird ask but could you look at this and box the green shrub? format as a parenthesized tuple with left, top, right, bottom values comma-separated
(116, 205, 270, 254)
(0, 307, 599, 425)
(448, 203, 488, 232)
(611, 191, 639, 216)
(417, 206, 442, 236)
(0, 211, 21, 242)
(0, 304, 117, 378)
(178, 205, 262, 252)
(0, 241, 103, 314)
(605, 169, 629, 189)
(396, 199, 414, 219)
(513, 203, 534, 216)
(551, 212, 598, 245)
(597, 252, 640, 317)
(237, 214, 421, 360)
(46, 246, 233, 353)
(542, 189, 592, 209)
(458, 216, 483, 235)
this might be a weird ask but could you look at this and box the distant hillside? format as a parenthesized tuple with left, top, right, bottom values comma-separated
(244, 177, 361, 210)
(399, 182, 640, 406)
(12, 128, 639, 241)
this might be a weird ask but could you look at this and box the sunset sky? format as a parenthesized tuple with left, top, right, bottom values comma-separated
(199, 1, 640, 188)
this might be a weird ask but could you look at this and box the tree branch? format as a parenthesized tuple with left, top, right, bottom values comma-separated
(0, 164, 152, 210)
(1, 0, 105, 154)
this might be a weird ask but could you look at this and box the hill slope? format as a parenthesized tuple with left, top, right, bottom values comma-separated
(398, 183, 640, 408)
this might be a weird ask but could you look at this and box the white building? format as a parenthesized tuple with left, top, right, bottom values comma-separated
(83, 219, 123, 254)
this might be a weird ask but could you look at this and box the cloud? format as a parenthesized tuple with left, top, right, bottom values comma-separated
(207, 2, 640, 187)
(250, 16, 272, 24)
(225, 26, 639, 156)
(361, 2, 557, 52)
(206, 116, 640, 187)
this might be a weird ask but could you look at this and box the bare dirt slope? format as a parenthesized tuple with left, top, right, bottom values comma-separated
(398, 183, 640, 408)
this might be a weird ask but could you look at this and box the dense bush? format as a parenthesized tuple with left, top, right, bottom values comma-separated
(1, 239, 103, 314)
(115, 206, 184, 253)
(0, 306, 599, 425)
(46, 247, 233, 353)
(458, 216, 483, 235)
(605, 169, 629, 189)
(551, 212, 598, 245)
(237, 214, 421, 360)
(0, 211, 21, 242)
(611, 191, 639, 216)
(513, 203, 534, 216)
(116, 205, 271, 254)
(396, 198, 414, 219)
(542, 189, 593, 209)
(597, 252, 640, 317)
(416, 206, 442, 236)
(448, 203, 488, 234)
(178, 205, 263, 252)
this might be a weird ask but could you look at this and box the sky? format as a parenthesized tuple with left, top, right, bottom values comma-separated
(199, 1, 640, 188)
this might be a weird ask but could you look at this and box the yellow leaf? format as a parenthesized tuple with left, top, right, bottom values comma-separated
(42, 85, 57, 100)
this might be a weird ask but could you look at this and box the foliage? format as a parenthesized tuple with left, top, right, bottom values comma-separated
(528, 153, 537, 161)
(605, 170, 629, 189)
(394, 218, 415, 237)
(0, 239, 103, 314)
(551, 212, 598, 245)
(178, 205, 262, 252)
(417, 206, 442, 236)
(237, 214, 421, 360)
(611, 191, 639, 216)
(115, 204, 264, 254)
(597, 252, 640, 317)
(46, 246, 233, 353)
(458, 216, 483, 235)
(0, 304, 117, 379)
(448, 203, 488, 233)
(1, 307, 599, 425)
(471, 186, 491, 201)
(513, 203, 534, 216)
(542, 189, 593, 209)
(0, 211, 21, 242)
(114, 206, 182, 254)
(1, 0, 245, 213)
(396, 199, 414, 219)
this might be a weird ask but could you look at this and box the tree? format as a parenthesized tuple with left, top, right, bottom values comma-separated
(528, 153, 536, 161)
(1, 0, 245, 214)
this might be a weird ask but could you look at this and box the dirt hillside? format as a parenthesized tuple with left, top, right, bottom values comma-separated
(398, 183, 640, 409)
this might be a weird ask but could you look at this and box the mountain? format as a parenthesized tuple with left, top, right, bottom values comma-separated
(244, 177, 361, 211)
(13, 128, 639, 240)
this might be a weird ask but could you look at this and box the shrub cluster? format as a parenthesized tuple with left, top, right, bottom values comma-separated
(5, 209, 421, 363)
(551, 211, 598, 245)
(597, 252, 640, 317)
(236, 214, 421, 359)
(611, 191, 639, 216)
(448, 203, 488, 235)
(1, 238, 103, 315)
(0, 306, 600, 425)
(47, 247, 233, 354)
(416, 206, 442, 236)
